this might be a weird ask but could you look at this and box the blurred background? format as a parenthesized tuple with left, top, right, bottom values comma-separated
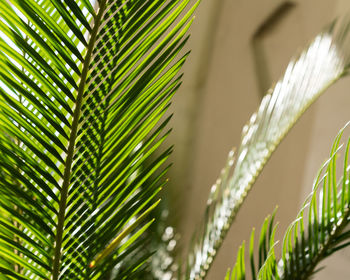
(165, 0, 350, 279)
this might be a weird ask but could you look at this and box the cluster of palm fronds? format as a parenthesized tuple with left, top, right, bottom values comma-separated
(185, 14, 350, 280)
(1, 0, 350, 279)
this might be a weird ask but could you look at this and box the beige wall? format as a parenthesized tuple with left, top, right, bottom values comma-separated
(167, 0, 350, 279)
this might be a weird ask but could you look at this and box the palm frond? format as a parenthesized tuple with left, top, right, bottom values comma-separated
(0, 0, 199, 279)
(227, 123, 350, 279)
(185, 14, 350, 279)
(225, 209, 279, 280)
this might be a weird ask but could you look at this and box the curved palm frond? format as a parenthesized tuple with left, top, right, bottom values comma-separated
(225, 210, 278, 280)
(0, 0, 199, 279)
(227, 123, 350, 280)
(186, 14, 350, 280)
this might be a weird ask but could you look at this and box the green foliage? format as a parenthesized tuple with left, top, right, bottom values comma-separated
(0, 0, 199, 279)
(227, 124, 350, 279)
(2, 1, 350, 280)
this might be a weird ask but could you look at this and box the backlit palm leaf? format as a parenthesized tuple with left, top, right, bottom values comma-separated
(0, 0, 199, 279)
(186, 14, 350, 280)
(227, 123, 350, 280)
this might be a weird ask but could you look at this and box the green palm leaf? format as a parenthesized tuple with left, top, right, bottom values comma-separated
(225, 209, 279, 280)
(0, 0, 199, 279)
(227, 122, 350, 280)
(186, 14, 350, 280)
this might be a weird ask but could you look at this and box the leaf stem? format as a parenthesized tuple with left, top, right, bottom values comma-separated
(51, 1, 107, 279)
